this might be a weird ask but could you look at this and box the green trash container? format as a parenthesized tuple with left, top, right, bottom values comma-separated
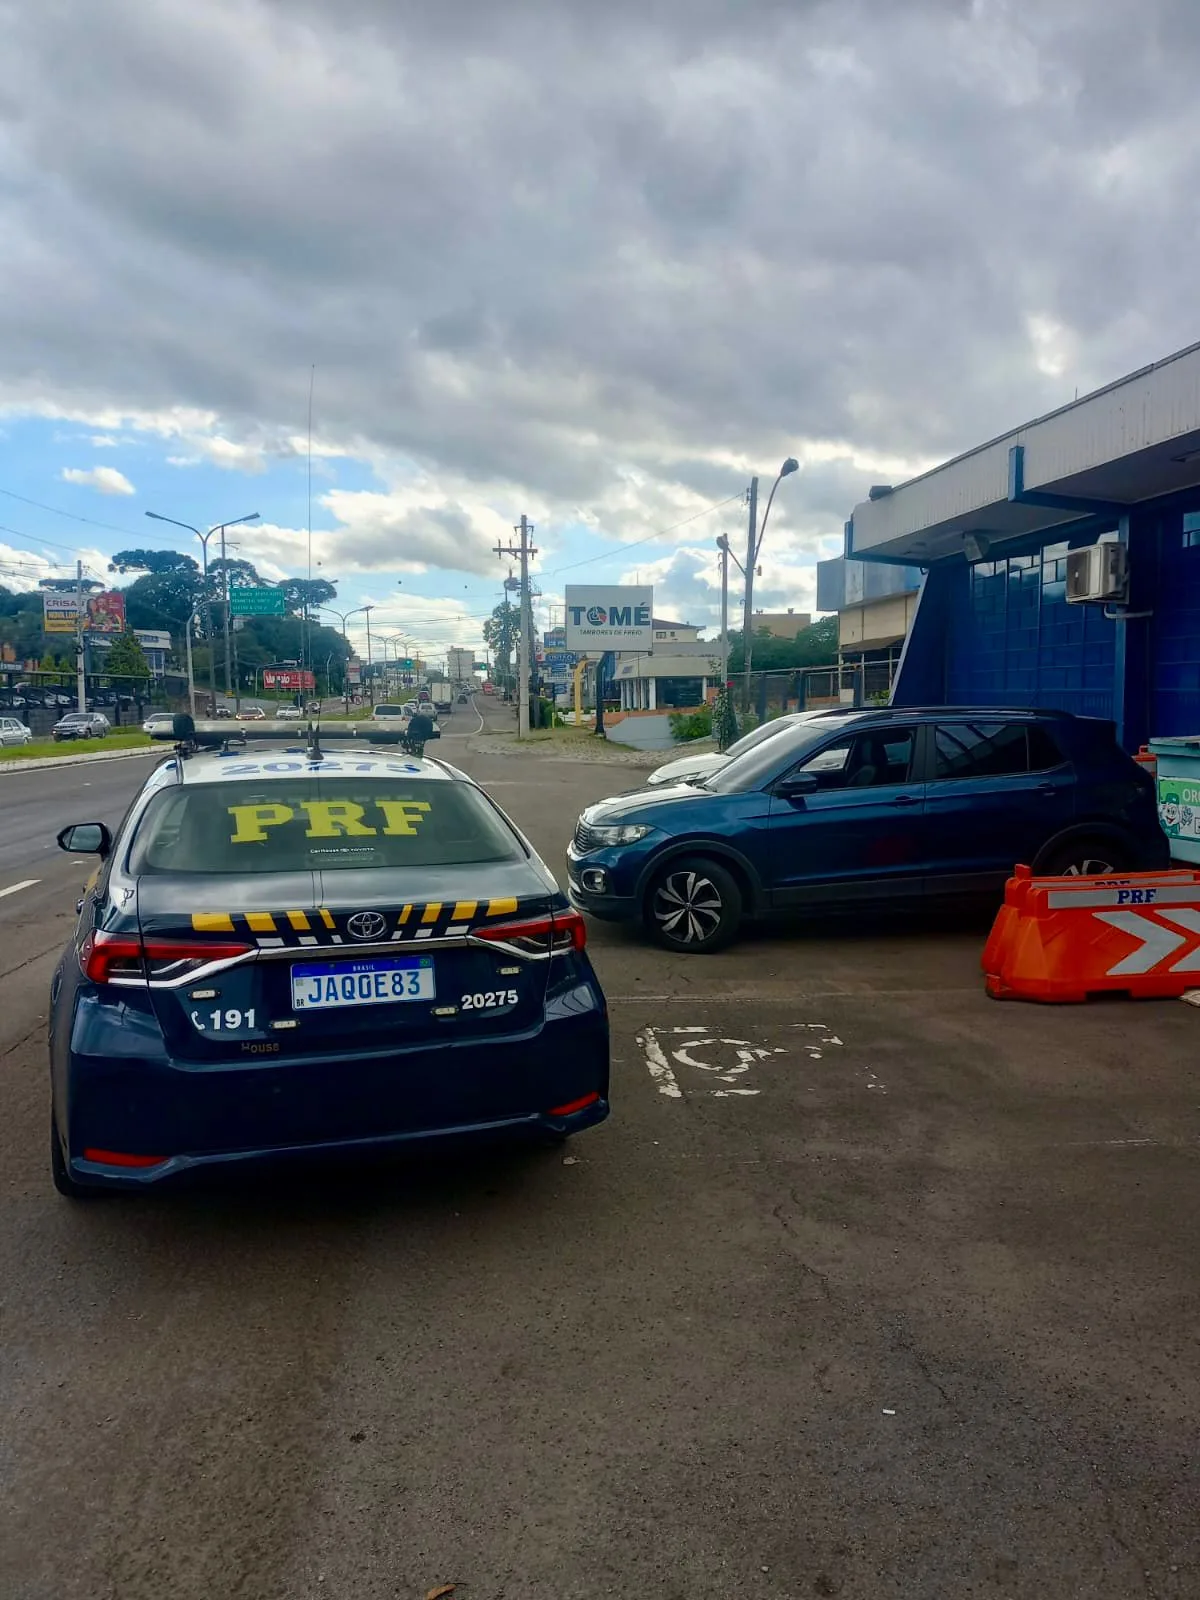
(1148, 735, 1200, 863)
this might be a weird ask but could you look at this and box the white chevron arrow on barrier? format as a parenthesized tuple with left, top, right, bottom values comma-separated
(1095, 911, 1184, 975)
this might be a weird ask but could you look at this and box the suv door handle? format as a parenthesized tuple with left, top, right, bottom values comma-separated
(1037, 784, 1058, 797)
(889, 794, 919, 807)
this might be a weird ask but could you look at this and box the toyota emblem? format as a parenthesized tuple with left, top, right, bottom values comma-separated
(346, 910, 387, 941)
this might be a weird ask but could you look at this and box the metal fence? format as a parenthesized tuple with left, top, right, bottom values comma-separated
(738, 660, 895, 720)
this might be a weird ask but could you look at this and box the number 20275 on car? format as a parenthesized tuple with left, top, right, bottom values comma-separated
(291, 955, 434, 1011)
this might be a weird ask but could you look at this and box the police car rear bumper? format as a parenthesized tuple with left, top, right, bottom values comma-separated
(59, 1003, 609, 1189)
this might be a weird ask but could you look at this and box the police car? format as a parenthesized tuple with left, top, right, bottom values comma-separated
(48, 716, 609, 1197)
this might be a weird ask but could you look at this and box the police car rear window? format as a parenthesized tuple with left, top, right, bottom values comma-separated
(128, 775, 523, 873)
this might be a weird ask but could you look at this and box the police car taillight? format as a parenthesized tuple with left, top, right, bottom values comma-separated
(81, 931, 253, 984)
(474, 909, 587, 957)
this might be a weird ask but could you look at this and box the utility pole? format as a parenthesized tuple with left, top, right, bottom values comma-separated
(74, 559, 86, 713)
(717, 535, 730, 688)
(185, 609, 198, 717)
(741, 477, 758, 712)
(494, 516, 537, 738)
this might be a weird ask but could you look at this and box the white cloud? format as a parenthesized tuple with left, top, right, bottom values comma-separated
(0, 540, 117, 590)
(60, 465, 136, 495)
(89, 434, 120, 448)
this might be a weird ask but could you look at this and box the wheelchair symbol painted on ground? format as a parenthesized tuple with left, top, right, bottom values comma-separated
(636, 1023, 844, 1099)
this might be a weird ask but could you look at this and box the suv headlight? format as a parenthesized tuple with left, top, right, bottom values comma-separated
(589, 824, 653, 846)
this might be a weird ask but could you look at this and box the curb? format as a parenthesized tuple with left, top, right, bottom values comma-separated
(0, 745, 160, 775)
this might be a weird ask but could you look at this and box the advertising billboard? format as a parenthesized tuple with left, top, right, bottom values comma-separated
(564, 586, 653, 651)
(346, 657, 362, 685)
(263, 668, 316, 691)
(42, 593, 80, 634)
(84, 591, 126, 633)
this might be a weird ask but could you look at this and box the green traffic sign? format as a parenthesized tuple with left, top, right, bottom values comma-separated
(229, 586, 286, 616)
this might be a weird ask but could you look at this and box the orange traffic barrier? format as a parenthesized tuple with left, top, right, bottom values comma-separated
(981, 866, 1200, 983)
(986, 869, 1200, 1002)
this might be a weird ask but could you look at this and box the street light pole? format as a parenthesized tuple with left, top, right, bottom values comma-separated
(363, 605, 375, 704)
(145, 509, 259, 712)
(740, 459, 798, 713)
(318, 604, 371, 711)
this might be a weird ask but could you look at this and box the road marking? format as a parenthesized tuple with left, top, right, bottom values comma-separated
(0, 879, 40, 900)
(637, 1027, 682, 1098)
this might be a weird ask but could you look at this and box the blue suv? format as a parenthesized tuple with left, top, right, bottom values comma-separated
(567, 707, 1169, 952)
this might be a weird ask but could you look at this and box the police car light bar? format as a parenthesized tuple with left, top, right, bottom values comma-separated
(150, 715, 407, 748)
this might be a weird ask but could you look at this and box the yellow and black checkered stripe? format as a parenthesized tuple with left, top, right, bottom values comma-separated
(191, 898, 521, 949)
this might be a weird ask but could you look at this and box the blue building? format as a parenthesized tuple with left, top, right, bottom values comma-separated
(847, 341, 1200, 751)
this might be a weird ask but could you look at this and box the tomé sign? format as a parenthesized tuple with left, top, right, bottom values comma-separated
(564, 585, 653, 650)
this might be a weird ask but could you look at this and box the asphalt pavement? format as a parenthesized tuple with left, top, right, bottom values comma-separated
(2, 701, 1198, 1599)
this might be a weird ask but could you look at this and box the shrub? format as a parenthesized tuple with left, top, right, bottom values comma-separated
(669, 707, 713, 743)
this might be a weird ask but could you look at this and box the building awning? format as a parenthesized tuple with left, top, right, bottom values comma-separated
(849, 341, 1200, 565)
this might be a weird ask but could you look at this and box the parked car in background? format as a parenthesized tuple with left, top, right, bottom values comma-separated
(276, 706, 302, 721)
(52, 712, 110, 742)
(0, 715, 33, 747)
(644, 710, 837, 788)
(239, 706, 267, 721)
(568, 706, 1170, 953)
(142, 711, 176, 735)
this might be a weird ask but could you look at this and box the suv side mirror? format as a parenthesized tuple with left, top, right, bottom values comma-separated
(775, 772, 819, 801)
(57, 822, 112, 858)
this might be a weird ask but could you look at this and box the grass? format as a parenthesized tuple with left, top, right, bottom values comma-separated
(0, 730, 154, 764)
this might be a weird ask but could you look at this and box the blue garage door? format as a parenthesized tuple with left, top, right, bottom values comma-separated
(946, 541, 1115, 719)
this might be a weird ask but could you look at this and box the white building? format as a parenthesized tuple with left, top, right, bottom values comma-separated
(446, 647, 476, 684)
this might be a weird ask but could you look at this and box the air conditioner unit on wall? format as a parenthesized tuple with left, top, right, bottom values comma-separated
(1065, 542, 1129, 604)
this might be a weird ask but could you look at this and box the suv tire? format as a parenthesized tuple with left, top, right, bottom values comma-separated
(1039, 836, 1129, 877)
(645, 856, 742, 953)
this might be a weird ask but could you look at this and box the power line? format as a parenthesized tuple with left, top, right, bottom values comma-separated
(542, 493, 744, 578)
(0, 487, 142, 539)
(0, 520, 87, 558)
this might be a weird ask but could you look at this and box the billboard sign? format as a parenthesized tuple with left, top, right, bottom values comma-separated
(84, 591, 126, 633)
(346, 657, 362, 685)
(564, 586, 652, 651)
(230, 586, 286, 616)
(42, 593, 80, 634)
(263, 668, 316, 691)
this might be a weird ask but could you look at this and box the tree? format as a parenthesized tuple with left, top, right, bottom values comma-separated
(208, 557, 261, 590)
(124, 569, 205, 634)
(276, 577, 337, 615)
(482, 599, 518, 688)
(105, 631, 151, 679)
(38, 576, 102, 595)
(726, 615, 838, 673)
(109, 549, 199, 577)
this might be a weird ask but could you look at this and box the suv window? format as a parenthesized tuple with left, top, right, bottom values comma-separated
(128, 777, 525, 874)
(793, 727, 916, 792)
(934, 721, 1064, 780)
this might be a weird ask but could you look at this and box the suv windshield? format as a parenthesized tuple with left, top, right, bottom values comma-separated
(129, 777, 525, 873)
(703, 715, 862, 793)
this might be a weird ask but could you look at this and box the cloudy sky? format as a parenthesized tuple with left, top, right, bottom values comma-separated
(1, 0, 1197, 660)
